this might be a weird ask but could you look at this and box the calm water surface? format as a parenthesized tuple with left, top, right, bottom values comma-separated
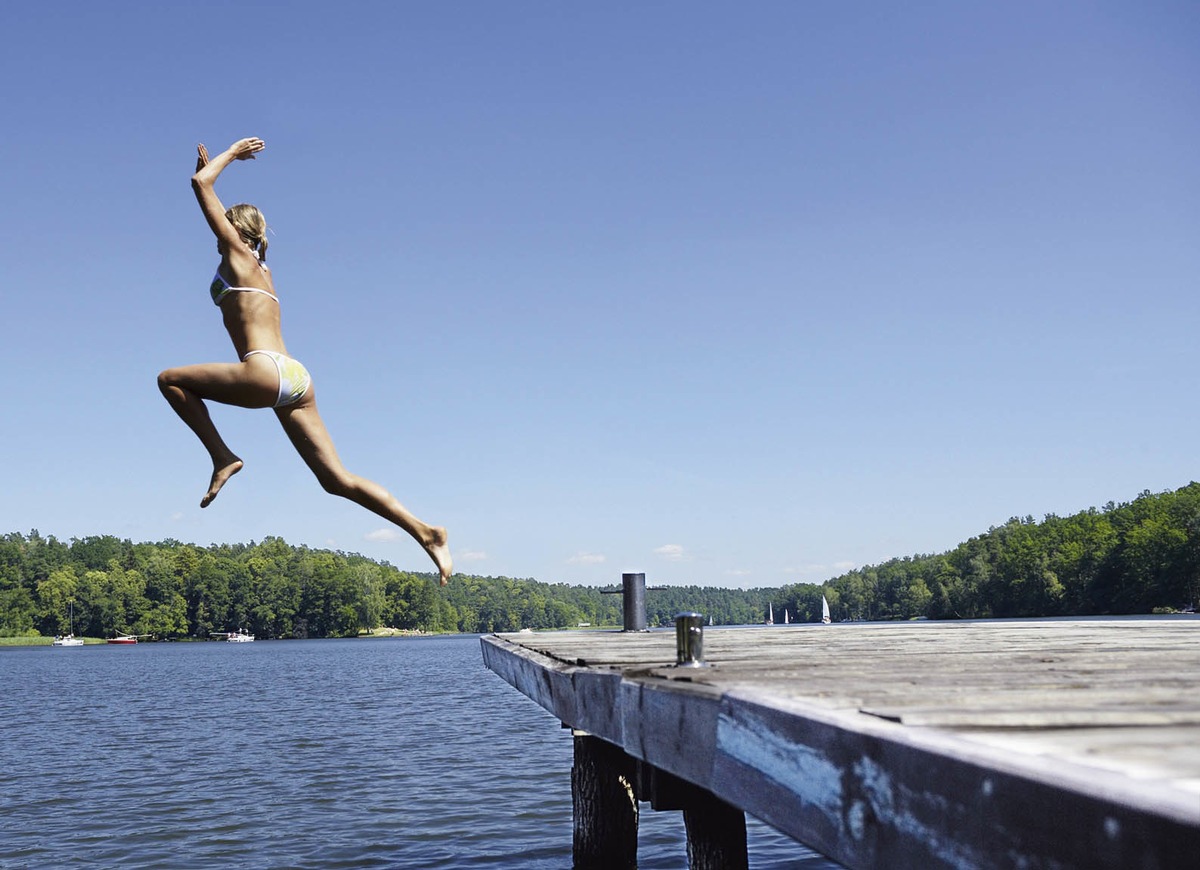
(1, 636, 835, 868)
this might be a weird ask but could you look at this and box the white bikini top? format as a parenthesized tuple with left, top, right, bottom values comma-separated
(209, 260, 277, 306)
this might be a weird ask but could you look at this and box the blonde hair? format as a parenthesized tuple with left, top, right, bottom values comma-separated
(225, 203, 269, 261)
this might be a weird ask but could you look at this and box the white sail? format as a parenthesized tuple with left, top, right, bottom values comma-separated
(821, 595, 831, 625)
(53, 602, 84, 646)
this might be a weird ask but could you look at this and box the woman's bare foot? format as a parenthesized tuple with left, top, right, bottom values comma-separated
(425, 526, 452, 585)
(201, 458, 243, 507)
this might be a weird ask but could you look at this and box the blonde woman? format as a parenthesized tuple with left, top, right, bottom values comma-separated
(158, 137, 451, 583)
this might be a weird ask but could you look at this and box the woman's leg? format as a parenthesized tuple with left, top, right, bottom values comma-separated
(157, 359, 279, 506)
(274, 399, 452, 584)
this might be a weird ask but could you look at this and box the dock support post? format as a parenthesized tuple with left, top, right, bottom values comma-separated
(683, 790, 748, 870)
(636, 761, 749, 870)
(571, 731, 638, 869)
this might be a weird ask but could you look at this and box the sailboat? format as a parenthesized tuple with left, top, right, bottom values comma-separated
(766, 602, 774, 625)
(821, 595, 832, 625)
(53, 603, 84, 646)
(784, 609, 790, 624)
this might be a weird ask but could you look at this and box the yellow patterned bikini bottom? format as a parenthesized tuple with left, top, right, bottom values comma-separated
(243, 350, 312, 408)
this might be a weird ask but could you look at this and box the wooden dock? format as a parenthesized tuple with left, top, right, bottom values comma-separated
(481, 617, 1200, 869)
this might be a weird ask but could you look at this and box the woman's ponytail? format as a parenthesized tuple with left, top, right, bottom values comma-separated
(225, 203, 269, 262)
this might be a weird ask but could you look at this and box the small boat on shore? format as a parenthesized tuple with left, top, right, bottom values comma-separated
(53, 603, 84, 646)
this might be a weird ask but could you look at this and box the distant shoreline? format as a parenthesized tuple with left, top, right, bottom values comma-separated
(357, 627, 432, 638)
(0, 627, 437, 647)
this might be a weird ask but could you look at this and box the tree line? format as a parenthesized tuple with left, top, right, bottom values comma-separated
(784, 483, 1200, 623)
(0, 533, 630, 640)
(2, 484, 1196, 639)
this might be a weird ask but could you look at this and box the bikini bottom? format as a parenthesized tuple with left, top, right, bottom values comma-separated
(243, 350, 312, 408)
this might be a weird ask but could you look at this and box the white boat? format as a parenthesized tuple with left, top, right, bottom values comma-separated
(226, 629, 255, 643)
(766, 602, 774, 625)
(784, 609, 790, 625)
(821, 595, 832, 625)
(53, 603, 84, 646)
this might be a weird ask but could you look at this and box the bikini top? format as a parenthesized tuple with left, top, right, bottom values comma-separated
(210, 260, 278, 306)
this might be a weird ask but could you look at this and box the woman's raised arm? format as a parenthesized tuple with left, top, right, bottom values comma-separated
(191, 138, 265, 248)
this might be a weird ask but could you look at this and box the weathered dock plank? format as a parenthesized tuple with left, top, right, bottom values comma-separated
(481, 617, 1200, 869)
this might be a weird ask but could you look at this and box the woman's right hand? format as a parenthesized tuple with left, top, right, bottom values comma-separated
(229, 137, 265, 160)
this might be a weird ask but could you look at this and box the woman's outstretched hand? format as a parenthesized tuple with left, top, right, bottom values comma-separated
(229, 137, 265, 160)
(191, 139, 261, 181)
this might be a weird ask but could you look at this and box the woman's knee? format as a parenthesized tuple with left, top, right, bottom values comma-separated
(157, 369, 182, 398)
(315, 466, 355, 497)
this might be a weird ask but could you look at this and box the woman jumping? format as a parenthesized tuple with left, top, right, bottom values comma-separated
(158, 137, 452, 583)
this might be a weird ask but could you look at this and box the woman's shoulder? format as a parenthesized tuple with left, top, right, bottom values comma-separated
(223, 248, 271, 282)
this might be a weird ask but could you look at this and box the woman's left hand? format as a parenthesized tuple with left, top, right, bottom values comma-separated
(229, 137, 265, 160)
(195, 143, 210, 172)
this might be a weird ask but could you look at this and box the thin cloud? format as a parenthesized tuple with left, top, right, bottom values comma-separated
(654, 544, 687, 562)
(567, 552, 606, 565)
(460, 550, 488, 562)
(364, 528, 402, 543)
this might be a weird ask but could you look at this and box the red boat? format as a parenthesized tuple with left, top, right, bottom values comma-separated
(107, 634, 139, 645)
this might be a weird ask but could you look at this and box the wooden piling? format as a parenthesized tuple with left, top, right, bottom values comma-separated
(684, 789, 748, 870)
(571, 732, 638, 869)
(634, 759, 750, 867)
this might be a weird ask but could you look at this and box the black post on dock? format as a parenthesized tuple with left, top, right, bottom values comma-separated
(602, 572, 665, 632)
(621, 572, 647, 632)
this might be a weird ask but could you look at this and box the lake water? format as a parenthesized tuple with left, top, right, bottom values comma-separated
(0, 635, 836, 868)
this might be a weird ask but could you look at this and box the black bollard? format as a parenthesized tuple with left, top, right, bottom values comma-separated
(601, 573, 664, 631)
(622, 572, 647, 632)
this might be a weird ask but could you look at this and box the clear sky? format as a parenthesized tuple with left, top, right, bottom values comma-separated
(1, 2, 1196, 589)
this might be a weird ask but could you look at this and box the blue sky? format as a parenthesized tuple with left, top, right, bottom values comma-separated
(1, 2, 1196, 589)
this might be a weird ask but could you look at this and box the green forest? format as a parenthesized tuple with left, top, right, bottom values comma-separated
(2, 484, 1197, 641)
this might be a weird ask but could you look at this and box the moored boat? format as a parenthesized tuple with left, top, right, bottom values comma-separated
(53, 603, 84, 646)
(226, 629, 254, 643)
(107, 634, 139, 645)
